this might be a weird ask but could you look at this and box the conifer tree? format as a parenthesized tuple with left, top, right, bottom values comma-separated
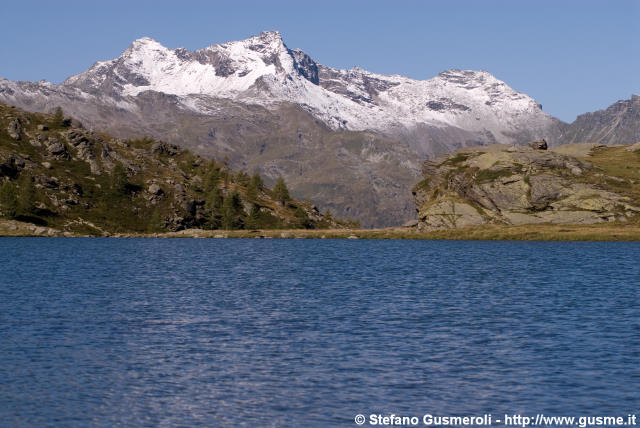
(221, 191, 244, 230)
(0, 181, 18, 219)
(294, 206, 313, 229)
(17, 175, 37, 216)
(53, 106, 64, 127)
(110, 163, 129, 196)
(236, 171, 250, 186)
(273, 176, 290, 206)
(245, 203, 261, 229)
(246, 173, 263, 201)
(147, 208, 163, 233)
(203, 160, 220, 193)
(205, 186, 224, 229)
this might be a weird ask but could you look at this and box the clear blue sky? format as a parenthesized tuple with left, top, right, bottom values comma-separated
(1, 0, 637, 122)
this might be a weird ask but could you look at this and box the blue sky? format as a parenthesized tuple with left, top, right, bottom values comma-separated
(1, 0, 637, 122)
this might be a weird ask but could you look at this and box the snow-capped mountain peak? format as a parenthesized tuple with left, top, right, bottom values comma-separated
(13, 31, 563, 152)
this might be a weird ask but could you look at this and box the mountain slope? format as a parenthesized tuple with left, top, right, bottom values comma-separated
(0, 31, 568, 226)
(0, 102, 342, 235)
(559, 95, 640, 146)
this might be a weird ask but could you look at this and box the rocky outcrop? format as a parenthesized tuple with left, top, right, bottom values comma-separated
(7, 119, 21, 140)
(413, 143, 640, 230)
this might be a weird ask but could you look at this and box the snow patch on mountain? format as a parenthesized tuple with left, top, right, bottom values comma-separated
(3, 30, 561, 147)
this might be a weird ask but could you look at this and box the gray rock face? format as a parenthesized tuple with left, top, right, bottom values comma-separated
(45, 138, 69, 158)
(7, 119, 21, 139)
(559, 95, 640, 146)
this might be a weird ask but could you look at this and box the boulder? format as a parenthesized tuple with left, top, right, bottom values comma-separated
(528, 139, 548, 150)
(7, 119, 21, 140)
(625, 142, 640, 152)
(402, 219, 419, 228)
(148, 183, 163, 195)
(45, 138, 69, 158)
(151, 142, 180, 156)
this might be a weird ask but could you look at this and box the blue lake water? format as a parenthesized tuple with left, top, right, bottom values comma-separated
(0, 238, 638, 427)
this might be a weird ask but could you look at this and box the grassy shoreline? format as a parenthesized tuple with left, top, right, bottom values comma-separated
(2, 219, 640, 241)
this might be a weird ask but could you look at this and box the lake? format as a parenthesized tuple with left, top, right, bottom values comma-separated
(1, 238, 638, 427)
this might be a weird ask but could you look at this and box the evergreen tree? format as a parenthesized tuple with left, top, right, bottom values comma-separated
(252, 173, 264, 188)
(294, 206, 314, 229)
(0, 181, 18, 219)
(147, 208, 164, 233)
(236, 171, 250, 186)
(110, 162, 129, 195)
(246, 173, 263, 201)
(205, 187, 224, 229)
(273, 176, 290, 206)
(203, 160, 220, 193)
(53, 106, 65, 127)
(245, 203, 261, 229)
(206, 187, 224, 213)
(17, 175, 37, 216)
(221, 191, 244, 230)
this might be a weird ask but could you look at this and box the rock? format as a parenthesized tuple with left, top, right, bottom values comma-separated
(41, 162, 52, 169)
(625, 142, 640, 152)
(37, 176, 59, 189)
(418, 199, 487, 230)
(148, 183, 163, 195)
(402, 219, 419, 227)
(151, 142, 180, 156)
(528, 139, 548, 150)
(7, 119, 21, 140)
(37, 124, 49, 131)
(45, 138, 68, 157)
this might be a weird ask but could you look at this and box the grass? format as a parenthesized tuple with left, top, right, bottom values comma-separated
(442, 152, 470, 166)
(475, 168, 515, 183)
(6, 218, 640, 241)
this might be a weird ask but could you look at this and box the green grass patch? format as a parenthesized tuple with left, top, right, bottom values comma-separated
(475, 168, 515, 182)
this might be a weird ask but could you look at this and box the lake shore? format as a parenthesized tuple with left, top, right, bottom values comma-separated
(2, 218, 640, 241)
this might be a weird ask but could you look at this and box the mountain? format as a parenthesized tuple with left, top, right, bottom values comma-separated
(0, 31, 568, 226)
(559, 95, 640, 146)
(0, 102, 344, 235)
(413, 141, 640, 231)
